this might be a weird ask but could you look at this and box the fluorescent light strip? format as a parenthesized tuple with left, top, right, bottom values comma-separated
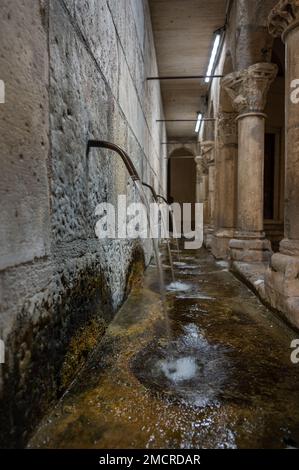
(195, 113, 203, 133)
(205, 34, 221, 83)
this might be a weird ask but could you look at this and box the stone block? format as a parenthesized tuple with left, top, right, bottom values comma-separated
(0, 0, 50, 270)
(229, 238, 272, 263)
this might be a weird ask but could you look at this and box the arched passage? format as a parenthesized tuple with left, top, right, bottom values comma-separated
(167, 147, 196, 228)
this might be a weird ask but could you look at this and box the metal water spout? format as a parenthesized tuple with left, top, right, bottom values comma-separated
(141, 181, 158, 202)
(157, 194, 168, 204)
(87, 140, 141, 181)
(141, 183, 168, 207)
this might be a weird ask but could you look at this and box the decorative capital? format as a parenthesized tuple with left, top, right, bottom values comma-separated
(222, 63, 278, 115)
(200, 141, 215, 166)
(194, 156, 207, 176)
(217, 112, 238, 146)
(268, 0, 299, 39)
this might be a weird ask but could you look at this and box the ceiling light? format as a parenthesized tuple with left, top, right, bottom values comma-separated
(205, 33, 221, 83)
(195, 113, 203, 133)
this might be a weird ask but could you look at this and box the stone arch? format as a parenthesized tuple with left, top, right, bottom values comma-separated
(166, 143, 197, 159)
(169, 147, 195, 159)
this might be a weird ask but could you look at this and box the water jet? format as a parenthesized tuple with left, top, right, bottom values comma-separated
(141, 181, 176, 282)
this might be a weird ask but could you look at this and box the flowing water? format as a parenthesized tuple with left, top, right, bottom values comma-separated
(154, 194, 176, 283)
(29, 248, 299, 449)
(168, 207, 181, 263)
(133, 180, 171, 337)
(141, 183, 176, 283)
(166, 240, 176, 282)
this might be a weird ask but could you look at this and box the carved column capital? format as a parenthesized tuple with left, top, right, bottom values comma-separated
(268, 0, 299, 40)
(217, 112, 238, 146)
(195, 156, 208, 175)
(200, 141, 215, 166)
(222, 63, 278, 115)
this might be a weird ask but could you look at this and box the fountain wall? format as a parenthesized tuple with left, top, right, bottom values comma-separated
(0, 0, 166, 447)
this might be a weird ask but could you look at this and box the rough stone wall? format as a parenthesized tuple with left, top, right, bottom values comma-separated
(0, 0, 166, 447)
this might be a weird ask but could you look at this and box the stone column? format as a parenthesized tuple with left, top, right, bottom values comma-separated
(195, 156, 208, 203)
(195, 156, 209, 234)
(211, 112, 238, 259)
(265, 0, 299, 328)
(223, 63, 278, 262)
(200, 142, 215, 249)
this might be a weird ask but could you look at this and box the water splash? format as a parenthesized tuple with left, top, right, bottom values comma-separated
(167, 281, 192, 292)
(133, 323, 231, 409)
(216, 260, 229, 269)
(159, 357, 198, 383)
(174, 262, 188, 267)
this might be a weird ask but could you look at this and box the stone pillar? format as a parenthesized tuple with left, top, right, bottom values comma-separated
(211, 112, 238, 259)
(195, 155, 209, 239)
(194, 156, 208, 210)
(200, 141, 215, 249)
(265, 0, 299, 328)
(195, 156, 202, 203)
(223, 63, 278, 262)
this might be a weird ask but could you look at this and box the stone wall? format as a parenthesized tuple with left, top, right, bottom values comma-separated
(0, 0, 166, 447)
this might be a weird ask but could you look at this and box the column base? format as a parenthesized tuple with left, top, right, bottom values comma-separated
(265, 251, 299, 329)
(229, 233, 272, 263)
(211, 228, 234, 260)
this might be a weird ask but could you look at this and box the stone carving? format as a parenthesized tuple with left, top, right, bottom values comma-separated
(195, 155, 208, 175)
(268, 0, 299, 38)
(200, 141, 215, 166)
(222, 63, 278, 115)
(217, 112, 238, 146)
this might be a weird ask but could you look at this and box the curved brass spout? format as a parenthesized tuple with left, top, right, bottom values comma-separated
(141, 181, 158, 202)
(157, 194, 168, 204)
(87, 140, 140, 181)
(142, 182, 168, 205)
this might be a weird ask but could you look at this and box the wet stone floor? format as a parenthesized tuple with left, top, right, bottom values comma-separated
(30, 248, 299, 449)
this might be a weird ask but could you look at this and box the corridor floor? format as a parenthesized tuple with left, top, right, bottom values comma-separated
(29, 248, 299, 449)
